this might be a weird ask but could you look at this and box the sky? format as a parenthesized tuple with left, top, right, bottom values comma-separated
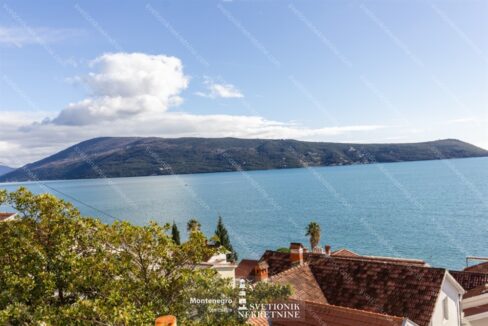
(0, 0, 487, 167)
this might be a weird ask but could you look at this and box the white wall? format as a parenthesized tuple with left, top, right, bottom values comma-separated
(466, 318, 488, 326)
(430, 276, 462, 326)
(462, 292, 488, 326)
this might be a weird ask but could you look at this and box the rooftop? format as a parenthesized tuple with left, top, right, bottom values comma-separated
(259, 249, 447, 326)
(464, 261, 488, 273)
(248, 300, 410, 326)
(235, 259, 259, 280)
(450, 270, 488, 291)
(463, 283, 488, 300)
(269, 263, 327, 304)
(0, 212, 17, 222)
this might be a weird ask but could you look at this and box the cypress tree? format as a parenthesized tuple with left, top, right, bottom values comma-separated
(171, 221, 181, 245)
(214, 216, 238, 262)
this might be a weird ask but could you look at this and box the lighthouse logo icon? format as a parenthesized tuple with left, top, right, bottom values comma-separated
(238, 279, 247, 311)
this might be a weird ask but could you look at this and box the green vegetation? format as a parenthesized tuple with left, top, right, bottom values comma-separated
(171, 221, 180, 245)
(187, 218, 201, 233)
(214, 216, 238, 262)
(1, 137, 486, 182)
(306, 222, 321, 250)
(276, 247, 290, 253)
(0, 188, 290, 325)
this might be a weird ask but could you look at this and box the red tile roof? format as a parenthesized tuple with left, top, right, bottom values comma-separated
(0, 212, 16, 222)
(236, 259, 259, 280)
(247, 316, 269, 326)
(331, 248, 360, 257)
(464, 303, 488, 318)
(450, 270, 488, 291)
(248, 300, 408, 326)
(464, 261, 488, 273)
(463, 283, 488, 299)
(330, 248, 427, 266)
(260, 250, 446, 326)
(276, 300, 407, 326)
(269, 263, 327, 304)
(358, 255, 427, 266)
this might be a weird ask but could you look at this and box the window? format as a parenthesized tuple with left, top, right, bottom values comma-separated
(442, 297, 449, 320)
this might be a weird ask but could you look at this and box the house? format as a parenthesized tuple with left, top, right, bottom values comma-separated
(241, 243, 465, 326)
(461, 283, 488, 326)
(450, 260, 488, 326)
(0, 212, 17, 222)
(199, 251, 237, 285)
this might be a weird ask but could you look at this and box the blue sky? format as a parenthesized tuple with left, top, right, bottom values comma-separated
(0, 0, 487, 166)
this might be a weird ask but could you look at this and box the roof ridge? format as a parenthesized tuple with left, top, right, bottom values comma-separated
(332, 248, 357, 253)
(364, 254, 425, 262)
(323, 255, 443, 269)
(269, 249, 437, 268)
(268, 262, 310, 281)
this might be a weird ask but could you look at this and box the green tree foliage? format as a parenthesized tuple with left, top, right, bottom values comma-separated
(187, 218, 201, 233)
(305, 222, 321, 250)
(0, 188, 290, 325)
(214, 216, 238, 262)
(171, 221, 181, 245)
(276, 247, 290, 253)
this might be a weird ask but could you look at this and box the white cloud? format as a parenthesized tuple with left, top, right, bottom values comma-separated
(0, 26, 83, 47)
(0, 52, 388, 166)
(196, 78, 244, 98)
(50, 53, 189, 125)
(443, 117, 476, 125)
(0, 109, 387, 166)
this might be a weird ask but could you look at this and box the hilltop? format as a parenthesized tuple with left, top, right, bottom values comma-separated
(0, 165, 15, 177)
(1, 137, 487, 182)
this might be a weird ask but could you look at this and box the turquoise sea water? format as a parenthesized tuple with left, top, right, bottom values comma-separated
(1, 157, 487, 270)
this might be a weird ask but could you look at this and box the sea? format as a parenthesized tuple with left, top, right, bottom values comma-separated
(1, 157, 487, 270)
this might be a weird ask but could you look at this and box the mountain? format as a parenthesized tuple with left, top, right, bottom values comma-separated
(1, 137, 487, 182)
(0, 165, 15, 177)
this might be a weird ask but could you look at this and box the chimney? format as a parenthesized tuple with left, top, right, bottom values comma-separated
(255, 261, 269, 282)
(155, 315, 177, 326)
(290, 243, 304, 265)
(325, 245, 331, 256)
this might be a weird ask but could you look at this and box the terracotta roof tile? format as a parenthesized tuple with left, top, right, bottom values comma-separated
(464, 261, 488, 273)
(269, 263, 327, 304)
(463, 283, 488, 299)
(236, 259, 259, 280)
(450, 270, 488, 291)
(464, 303, 488, 318)
(331, 248, 360, 257)
(271, 300, 406, 326)
(246, 316, 269, 326)
(260, 251, 445, 326)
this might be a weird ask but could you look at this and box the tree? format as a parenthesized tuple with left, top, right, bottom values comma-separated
(187, 218, 201, 233)
(214, 216, 238, 262)
(171, 221, 181, 245)
(305, 222, 321, 250)
(0, 188, 289, 325)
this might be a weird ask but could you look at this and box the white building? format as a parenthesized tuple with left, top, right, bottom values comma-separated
(461, 283, 488, 326)
(199, 251, 237, 286)
(430, 272, 465, 326)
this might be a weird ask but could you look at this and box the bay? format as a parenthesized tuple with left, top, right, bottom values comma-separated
(2, 157, 487, 270)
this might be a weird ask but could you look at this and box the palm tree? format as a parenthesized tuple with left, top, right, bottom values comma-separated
(187, 218, 201, 233)
(305, 222, 321, 250)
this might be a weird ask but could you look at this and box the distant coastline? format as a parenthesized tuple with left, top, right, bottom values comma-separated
(1, 137, 487, 182)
